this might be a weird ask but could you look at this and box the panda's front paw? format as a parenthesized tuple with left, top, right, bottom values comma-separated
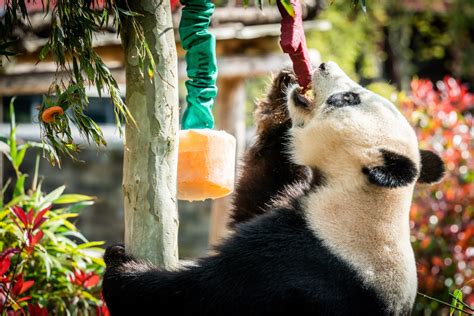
(104, 244, 134, 267)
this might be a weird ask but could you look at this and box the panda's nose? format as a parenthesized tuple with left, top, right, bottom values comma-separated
(319, 63, 326, 71)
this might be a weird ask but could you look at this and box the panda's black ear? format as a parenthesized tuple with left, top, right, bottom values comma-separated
(362, 149, 417, 188)
(418, 149, 445, 184)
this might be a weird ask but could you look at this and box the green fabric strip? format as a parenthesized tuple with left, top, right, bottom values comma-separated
(179, 0, 218, 129)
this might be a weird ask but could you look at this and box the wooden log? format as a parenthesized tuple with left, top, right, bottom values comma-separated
(0, 49, 320, 96)
(208, 77, 246, 246)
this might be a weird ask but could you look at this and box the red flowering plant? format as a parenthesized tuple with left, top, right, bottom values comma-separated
(400, 77, 474, 314)
(0, 102, 109, 315)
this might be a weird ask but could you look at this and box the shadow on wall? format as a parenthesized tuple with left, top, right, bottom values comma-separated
(2, 147, 212, 259)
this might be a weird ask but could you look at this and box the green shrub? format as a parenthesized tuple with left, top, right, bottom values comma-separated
(0, 101, 108, 315)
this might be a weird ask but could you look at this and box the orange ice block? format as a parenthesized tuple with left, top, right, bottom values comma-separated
(178, 129, 236, 201)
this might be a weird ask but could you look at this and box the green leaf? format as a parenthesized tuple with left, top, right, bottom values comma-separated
(0, 209, 10, 221)
(37, 250, 52, 279)
(0, 178, 11, 206)
(0, 39, 17, 57)
(455, 289, 464, 316)
(54, 194, 95, 204)
(3, 194, 28, 209)
(49, 213, 80, 221)
(65, 200, 94, 214)
(39, 44, 50, 61)
(280, 0, 295, 17)
(14, 144, 29, 170)
(43, 229, 58, 244)
(147, 63, 154, 79)
(117, 7, 142, 17)
(13, 174, 26, 198)
(61, 231, 88, 243)
(91, 256, 106, 267)
(80, 290, 99, 303)
(450, 289, 464, 316)
(40, 185, 66, 209)
(62, 219, 77, 231)
(77, 241, 105, 249)
(9, 98, 17, 163)
(243, 0, 249, 8)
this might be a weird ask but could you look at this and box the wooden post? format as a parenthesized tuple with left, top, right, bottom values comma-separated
(209, 77, 246, 246)
(122, 0, 179, 268)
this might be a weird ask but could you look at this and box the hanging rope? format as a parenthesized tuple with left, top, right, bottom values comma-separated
(179, 0, 218, 129)
(277, 0, 312, 90)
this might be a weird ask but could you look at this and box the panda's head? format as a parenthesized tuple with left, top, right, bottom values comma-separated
(287, 61, 444, 189)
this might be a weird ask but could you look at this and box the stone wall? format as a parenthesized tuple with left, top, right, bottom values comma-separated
(2, 147, 212, 259)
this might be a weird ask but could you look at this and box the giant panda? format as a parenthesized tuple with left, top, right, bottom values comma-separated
(102, 61, 445, 316)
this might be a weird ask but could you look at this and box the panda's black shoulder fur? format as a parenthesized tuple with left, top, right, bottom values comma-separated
(103, 201, 391, 315)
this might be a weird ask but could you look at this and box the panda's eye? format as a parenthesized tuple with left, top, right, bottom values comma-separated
(326, 92, 361, 108)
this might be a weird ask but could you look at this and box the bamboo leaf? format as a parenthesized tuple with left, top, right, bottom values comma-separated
(280, 0, 295, 17)
(39, 44, 50, 61)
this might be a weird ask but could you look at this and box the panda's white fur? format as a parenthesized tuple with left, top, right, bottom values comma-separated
(102, 62, 445, 316)
(287, 62, 420, 313)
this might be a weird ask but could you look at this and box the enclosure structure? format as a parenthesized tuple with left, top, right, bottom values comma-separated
(0, 0, 324, 253)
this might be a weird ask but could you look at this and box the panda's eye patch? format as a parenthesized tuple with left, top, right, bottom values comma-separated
(326, 92, 361, 108)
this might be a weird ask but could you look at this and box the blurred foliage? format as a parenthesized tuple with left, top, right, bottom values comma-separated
(388, 0, 474, 84)
(0, 103, 107, 315)
(305, 0, 474, 88)
(307, 0, 385, 82)
(401, 77, 474, 315)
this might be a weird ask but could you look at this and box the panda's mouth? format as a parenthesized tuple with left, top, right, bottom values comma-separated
(291, 87, 314, 110)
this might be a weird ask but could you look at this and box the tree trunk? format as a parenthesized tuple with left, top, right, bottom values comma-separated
(209, 77, 246, 246)
(121, 1, 179, 268)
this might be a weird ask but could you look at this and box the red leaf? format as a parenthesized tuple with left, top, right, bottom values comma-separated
(12, 275, 24, 296)
(19, 280, 34, 295)
(28, 304, 49, 316)
(32, 218, 47, 232)
(16, 295, 32, 302)
(33, 207, 50, 231)
(26, 209, 35, 226)
(30, 231, 44, 248)
(11, 206, 28, 228)
(84, 274, 100, 289)
(0, 256, 11, 275)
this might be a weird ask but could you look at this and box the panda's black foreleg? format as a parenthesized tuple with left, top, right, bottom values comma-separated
(229, 69, 311, 226)
(102, 244, 192, 315)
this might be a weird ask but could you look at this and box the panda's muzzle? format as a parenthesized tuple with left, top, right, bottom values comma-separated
(326, 92, 361, 108)
(291, 87, 313, 110)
